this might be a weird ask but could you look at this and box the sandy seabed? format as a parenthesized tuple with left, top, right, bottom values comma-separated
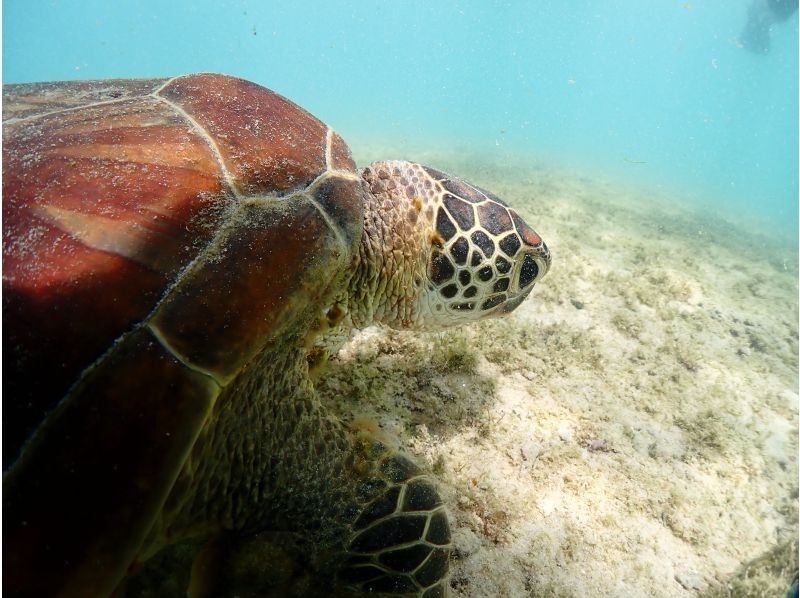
(320, 144, 799, 597)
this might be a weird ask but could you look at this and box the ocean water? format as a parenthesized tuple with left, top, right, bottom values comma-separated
(4, 3, 799, 596)
(4, 0, 798, 241)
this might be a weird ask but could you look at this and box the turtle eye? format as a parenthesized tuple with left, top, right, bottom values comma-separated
(518, 254, 539, 289)
(513, 243, 550, 294)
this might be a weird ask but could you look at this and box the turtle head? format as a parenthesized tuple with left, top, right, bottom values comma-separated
(414, 164, 550, 326)
(356, 160, 550, 330)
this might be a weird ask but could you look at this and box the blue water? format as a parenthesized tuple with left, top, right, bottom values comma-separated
(4, 1, 797, 240)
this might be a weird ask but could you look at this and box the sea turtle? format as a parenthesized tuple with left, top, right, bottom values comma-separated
(3, 73, 550, 597)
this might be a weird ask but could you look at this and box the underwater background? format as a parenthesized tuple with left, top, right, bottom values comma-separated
(3, 0, 798, 242)
(3, 2, 799, 596)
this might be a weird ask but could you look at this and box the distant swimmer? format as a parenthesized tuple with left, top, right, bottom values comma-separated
(739, 0, 798, 54)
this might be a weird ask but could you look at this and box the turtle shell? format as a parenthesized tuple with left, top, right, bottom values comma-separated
(2, 73, 364, 595)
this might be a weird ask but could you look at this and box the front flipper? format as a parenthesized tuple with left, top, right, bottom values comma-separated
(126, 449, 452, 598)
(340, 443, 451, 597)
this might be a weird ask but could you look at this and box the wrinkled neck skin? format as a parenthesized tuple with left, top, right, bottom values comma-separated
(343, 161, 437, 331)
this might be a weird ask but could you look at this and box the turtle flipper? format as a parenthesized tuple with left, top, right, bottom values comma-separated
(129, 446, 452, 598)
(340, 444, 451, 597)
(117, 347, 452, 597)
